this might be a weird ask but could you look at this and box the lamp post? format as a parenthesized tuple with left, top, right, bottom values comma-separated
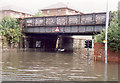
(105, 0, 109, 64)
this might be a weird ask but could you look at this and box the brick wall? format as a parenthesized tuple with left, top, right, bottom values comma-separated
(0, 10, 32, 20)
(42, 8, 79, 16)
(94, 43, 119, 62)
(42, 9, 66, 16)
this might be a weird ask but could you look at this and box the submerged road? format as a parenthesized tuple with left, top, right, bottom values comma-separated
(1, 49, 118, 81)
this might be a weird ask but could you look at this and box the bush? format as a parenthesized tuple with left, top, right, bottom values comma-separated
(95, 11, 120, 52)
(0, 16, 22, 48)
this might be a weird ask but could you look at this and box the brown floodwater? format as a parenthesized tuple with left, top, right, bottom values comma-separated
(0, 49, 118, 81)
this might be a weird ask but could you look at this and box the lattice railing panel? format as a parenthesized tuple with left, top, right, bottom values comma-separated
(57, 16, 67, 25)
(81, 15, 93, 25)
(68, 16, 79, 25)
(96, 14, 106, 24)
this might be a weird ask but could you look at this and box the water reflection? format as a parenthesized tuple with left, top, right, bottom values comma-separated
(1, 49, 118, 81)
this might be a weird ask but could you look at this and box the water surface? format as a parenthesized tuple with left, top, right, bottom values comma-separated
(1, 49, 118, 81)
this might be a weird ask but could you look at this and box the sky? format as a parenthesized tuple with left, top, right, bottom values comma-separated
(0, 0, 120, 14)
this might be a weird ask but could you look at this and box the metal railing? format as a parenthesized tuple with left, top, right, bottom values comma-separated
(24, 12, 106, 27)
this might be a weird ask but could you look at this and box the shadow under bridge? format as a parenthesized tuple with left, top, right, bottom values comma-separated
(23, 33, 74, 52)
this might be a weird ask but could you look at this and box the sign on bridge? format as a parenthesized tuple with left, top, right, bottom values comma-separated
(55, 27, 60, 32)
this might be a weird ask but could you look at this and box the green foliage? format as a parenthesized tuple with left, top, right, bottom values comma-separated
(95, 11, 120, 52)
(95, 29, 105, 43)
(0, 16, 21, 47)
(34, 10, 44, 17)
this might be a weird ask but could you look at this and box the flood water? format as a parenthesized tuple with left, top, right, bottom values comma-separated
(0, 49, 118, 81)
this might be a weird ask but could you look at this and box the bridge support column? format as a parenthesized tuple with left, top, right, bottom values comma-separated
(24, 37, 29, 49)
(56, 36, 63, 50)
(56, 36, 73, 52)
(56, 37, 59, 50)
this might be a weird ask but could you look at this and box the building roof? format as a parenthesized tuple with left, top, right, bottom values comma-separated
(0, 5, 33, 15)
(41, 2, 80, 13)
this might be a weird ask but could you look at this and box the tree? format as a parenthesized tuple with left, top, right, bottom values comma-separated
(0, 16, 22, 48)
(95, 11, 120, 52)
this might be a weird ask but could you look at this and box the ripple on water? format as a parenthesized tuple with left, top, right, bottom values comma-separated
(17, 74, 38, 76)
(71, 68, 82, 70)
(95, 75, 103, 77)
(7, 67, 17, 70)
(50, 72, 56, 74)
(18, 69, 44, 72)
(47, 77, 60, 79)
(68, 76, 97, 79)
(64, 63, 68, 64)
(59, 69, 64, 72)
(70, 70, 85, 73)
(44, 69, 51, 71)
(16, 75, 37, 78)
(69, 73, 76, 75)
(49, 67, 58, 69)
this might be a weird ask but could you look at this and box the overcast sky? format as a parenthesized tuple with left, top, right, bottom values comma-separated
(0, 0, 120, 14)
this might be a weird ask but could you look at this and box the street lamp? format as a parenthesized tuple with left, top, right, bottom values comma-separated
(105, 0, 109, 64)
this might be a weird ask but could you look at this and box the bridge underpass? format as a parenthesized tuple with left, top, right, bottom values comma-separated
(21, 33, 94, 52)
(20, 12, 107, 51)
(22, 33, 74, 51)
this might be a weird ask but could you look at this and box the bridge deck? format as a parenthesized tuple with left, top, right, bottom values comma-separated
(23, 12, 106, 35)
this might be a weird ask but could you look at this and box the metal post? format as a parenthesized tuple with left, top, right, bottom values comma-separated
(105, 0, 109, 64)
(104, 63, 108, 81)
(87, 41, 89, 56)
(87, 47, 89, 56)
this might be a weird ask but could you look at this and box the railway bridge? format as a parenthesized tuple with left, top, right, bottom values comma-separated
(21, 12, 106, 51)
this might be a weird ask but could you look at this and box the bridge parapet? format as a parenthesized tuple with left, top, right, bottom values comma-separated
(24, 12, 106, 27)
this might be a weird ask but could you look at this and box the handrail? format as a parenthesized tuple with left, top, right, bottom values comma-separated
(24, 12, 106, 27)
